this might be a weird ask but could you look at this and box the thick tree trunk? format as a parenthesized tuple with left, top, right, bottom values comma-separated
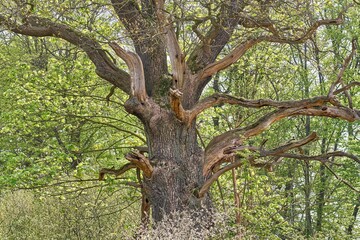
(132, 101, 210, 222)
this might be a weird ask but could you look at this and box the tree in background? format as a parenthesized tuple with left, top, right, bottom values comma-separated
(0, 0, 359, 228)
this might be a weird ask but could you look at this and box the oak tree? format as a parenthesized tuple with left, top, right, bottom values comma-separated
(1, 0, 359, 223)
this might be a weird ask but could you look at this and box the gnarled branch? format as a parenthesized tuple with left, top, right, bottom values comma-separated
(199, 15, 345, 80)
(205, 132, 317, 177)
(204, 105, 360, 175)
(0, 15, 132, 94)
(198, 140, 360, 198)
(99, 150, 153, 180)
(188, 94, 330, 122)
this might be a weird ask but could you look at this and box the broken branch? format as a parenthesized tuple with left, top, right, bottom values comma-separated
(125, 150, 153, 178)
(109, 42, 148, 103)
(165, 26, 186, 89)
(154, 0, 187, 89)
(169, 88, 188, 122)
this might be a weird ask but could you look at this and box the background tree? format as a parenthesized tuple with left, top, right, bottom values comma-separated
(0, 0, 359, 230)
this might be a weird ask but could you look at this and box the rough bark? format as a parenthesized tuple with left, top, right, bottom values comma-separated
(137, 103, 210, 221)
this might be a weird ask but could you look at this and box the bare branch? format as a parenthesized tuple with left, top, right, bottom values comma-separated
(110, 42, 148, 102)
(334, 82, 360, 95)
(260, 132, 318, 156)
(203, 105, 360, 175)
(238, 13, 279, 36)
(324, 164, 359, 193)
(197, 159, 244, 198)
(288, 106, 360, 123)
(198, 141, 360, 197)
(269, 151, 360, 165)
(188, 94, 330, 122)
(0, 15, 132, 94)
(187, 0, 244, 72)
(199, 38, 262, 79)
(328, 39, 357, 98)
(199, 15, 345, 80)
(263, 19, 344, 44)
(99, 163, 137, 180)
(204, 133, 317, 176)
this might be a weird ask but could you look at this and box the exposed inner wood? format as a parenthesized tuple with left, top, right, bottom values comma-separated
(109, 42, 148, 103)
